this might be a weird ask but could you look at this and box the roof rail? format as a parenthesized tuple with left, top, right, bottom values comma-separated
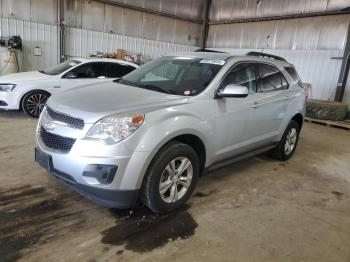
(246, 51, 287, 62)
(195, 48, 228, 54)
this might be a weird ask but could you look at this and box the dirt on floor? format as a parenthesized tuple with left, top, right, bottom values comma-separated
(0, 111, 350, 262)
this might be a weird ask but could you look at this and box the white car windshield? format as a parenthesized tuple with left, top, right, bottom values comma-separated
(117, 56, 224, 96)
(40, 60, 82, 75)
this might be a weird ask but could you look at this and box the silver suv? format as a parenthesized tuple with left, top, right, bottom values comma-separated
(35, 51, 305, 213)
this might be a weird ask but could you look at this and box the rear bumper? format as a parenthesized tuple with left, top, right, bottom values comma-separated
(35, 147, 139, 208)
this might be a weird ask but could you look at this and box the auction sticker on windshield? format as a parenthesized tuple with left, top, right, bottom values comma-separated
(200, 59, 226, 65)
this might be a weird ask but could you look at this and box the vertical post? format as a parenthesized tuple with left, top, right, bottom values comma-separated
(200, 0, 212, 50)
(335, 21, 350, 102)
(58, 0, 65, 62)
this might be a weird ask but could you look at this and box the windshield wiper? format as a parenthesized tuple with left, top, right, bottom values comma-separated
(114, 78, 136, 86)
(114, 79, 175, 95)
(38, 70, 48, 75)
(138, 84, 175, 95)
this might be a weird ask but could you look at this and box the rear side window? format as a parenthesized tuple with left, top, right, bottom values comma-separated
(285, 67, 303, 88)
(258, 64, 288, 92)
(108, 63, 136, 78)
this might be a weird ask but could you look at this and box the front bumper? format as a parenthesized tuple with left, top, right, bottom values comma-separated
(0, 91, 20, 110)
(35, 147, 139, 208)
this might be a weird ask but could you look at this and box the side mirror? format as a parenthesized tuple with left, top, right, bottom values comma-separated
(217, 84, 248, 98)
(64, 72, 78, 79)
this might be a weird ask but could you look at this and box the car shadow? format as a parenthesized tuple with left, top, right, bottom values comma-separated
(0, 111, 31, 120)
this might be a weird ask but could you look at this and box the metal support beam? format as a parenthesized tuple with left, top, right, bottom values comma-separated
(200, 0, 212, 50)
(209, 9, 350, 25)
(96, 0, 203, 24)
(335, 21, 350, 102)
(58, 0, 65, 62)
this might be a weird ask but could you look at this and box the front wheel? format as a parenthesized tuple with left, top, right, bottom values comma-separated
(271, 120, 300, 160)
(141, 141, 199, 213)
(22, 90, 50, 118)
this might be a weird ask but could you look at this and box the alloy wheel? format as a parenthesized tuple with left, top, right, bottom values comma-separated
(159, 157, 193, 203)
(25, 93, 49, 117)
(284, 127, 297, 155)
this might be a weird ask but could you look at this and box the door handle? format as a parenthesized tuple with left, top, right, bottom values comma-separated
(53, 85, 60, 88)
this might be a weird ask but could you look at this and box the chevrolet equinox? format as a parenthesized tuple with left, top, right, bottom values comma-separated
(35, 51, 305, 213)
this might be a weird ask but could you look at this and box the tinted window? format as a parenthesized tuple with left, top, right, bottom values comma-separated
(285, 67, 303, 87)
(258, 64, 288, 92)
(67, 63, 107, 78)
(41, 60, 81, 75)
(108, 63, 136, 78)
(220, 63, 257, 94)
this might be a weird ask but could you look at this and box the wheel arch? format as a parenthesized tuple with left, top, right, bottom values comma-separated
(291, 112, 304, 129)
(167, 134, 206, 175)
(19, 89, 51, 111)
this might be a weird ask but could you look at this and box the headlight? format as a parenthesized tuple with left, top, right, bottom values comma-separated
(86, 114, 144, 144)
(0, 83, 16, 92)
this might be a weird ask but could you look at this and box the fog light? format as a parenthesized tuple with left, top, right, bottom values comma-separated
(83, 164, 118, 185)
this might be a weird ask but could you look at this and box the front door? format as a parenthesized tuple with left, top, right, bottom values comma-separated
(213, 62, 258, 162)
(60, 62, 109, 89)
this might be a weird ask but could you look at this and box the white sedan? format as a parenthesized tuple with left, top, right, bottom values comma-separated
(0, 58, 138, 117)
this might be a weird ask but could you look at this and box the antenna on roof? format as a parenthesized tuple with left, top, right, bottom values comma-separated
(260, 35, 271, 56)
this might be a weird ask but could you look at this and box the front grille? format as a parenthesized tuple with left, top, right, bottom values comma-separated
(47, 107, 84, 129)
(40, 126, 76, 152)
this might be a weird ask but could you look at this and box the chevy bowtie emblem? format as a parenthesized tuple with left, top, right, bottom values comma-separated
(43, 121, 56, 131)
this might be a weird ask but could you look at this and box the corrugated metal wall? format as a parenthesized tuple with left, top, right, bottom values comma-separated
(208, 15, 350, 50)
(65, 27, 197, 59)
(0, 17, 58, 72)
(0, 0, 201, 71)
(64, 0, 202, 47)
(210, 0, 350, 22)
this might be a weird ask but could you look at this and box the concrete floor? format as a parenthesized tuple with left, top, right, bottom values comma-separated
(0, 111, 350, 262)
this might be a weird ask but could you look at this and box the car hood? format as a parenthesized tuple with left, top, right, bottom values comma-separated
(0, 71, 52, 83)
(47, 82, 189, 123)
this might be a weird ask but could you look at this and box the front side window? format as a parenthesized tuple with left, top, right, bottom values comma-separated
(119, 57, 224, 96)
(258, 64, 288, 92)
(108, 63, 136, 78)
(40, 60, 81, 75)
(66, 63, 107, 78)
(220, 63, 257, 94)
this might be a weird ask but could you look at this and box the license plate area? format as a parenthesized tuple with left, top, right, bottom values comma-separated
(35, 147, 52, 171)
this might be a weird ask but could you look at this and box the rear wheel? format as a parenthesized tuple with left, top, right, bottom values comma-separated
(141, 141, 199, 213)
(22, 90, 50, 118)
(271, 120, 300, 161)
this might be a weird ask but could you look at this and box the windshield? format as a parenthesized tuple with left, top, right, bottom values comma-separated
(41, 60, 82, 75)
(119, 56, 224, 96)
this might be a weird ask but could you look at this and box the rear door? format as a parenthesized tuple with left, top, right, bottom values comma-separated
(245, 63, 290, 145)
(107, 63, 137, 78)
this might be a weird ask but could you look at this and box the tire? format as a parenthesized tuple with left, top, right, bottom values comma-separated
(271, 120, 300, 161)
(306, 99, 347, 121)
(141, 141, 199, 214)
(22, 90, 50, 118)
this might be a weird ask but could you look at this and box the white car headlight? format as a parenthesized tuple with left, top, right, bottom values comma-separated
(0, 83, 16, 92)
(86, 114, 145, 144)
